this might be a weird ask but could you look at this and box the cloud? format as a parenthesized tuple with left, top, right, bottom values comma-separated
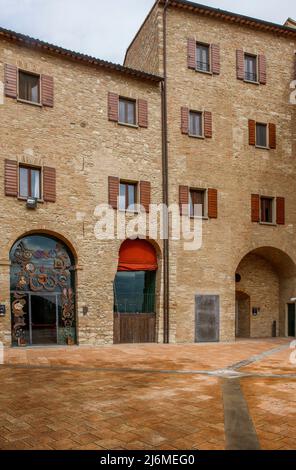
(0, 0, 294, 64)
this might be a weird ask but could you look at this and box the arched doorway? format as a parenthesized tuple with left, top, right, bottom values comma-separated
(10, 234, 77, 347)
(235, 246, 296, 339)
(113, 239, 158, 344)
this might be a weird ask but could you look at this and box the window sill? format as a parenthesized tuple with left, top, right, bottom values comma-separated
(243, 79, 260, 85)
(188, 134, 205, 140)
(259, 222, 277, 227)
(255, 145, 269, 150)
(195, 69, 212, 76)
(18, 196, 44, 204)
(17, 98, 42, 107)
(118, 122, 139, 129)
(190, 216, 208, 220)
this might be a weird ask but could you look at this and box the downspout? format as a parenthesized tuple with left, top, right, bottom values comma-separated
(162, 0, 170, 344)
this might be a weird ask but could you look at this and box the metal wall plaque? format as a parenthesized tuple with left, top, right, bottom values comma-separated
(195, 295, 220, 343)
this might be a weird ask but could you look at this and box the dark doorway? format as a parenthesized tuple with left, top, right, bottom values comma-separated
(31, 294, 57, 345)
(288, 303, 296, 337)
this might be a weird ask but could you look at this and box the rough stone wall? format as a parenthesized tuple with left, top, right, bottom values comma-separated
(0, 39, 163, 346)
(124, 2, 163, 76)
(165, 7, 296, 342)
(236, 254, 280, 338)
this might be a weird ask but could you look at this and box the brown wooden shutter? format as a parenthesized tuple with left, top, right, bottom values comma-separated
(211, 44, 220, 75)
(108, 176, 119, 209)
(269, 123, 276, 149)
(41, 75, 54, 107)
(251, 194, 260, 222)
(181, 107, 189, 134)
(140, 181, 151, 213)
(258, 54, 267, 85)
(236, 50, 244, 80)
(4, 64, 17, 98)
(4, 159, 18, 197)
(179, 186, 189, 215)
(276, 197, 285, 225)
(108, 92, 119, 122)
(138, 99, 148, 128)
(187, 38, 196, 69)
(208, 188, 218, 218)
(294, 53, 296, 80)
(43, 167, 56, 202)
(249, 119, 256, 146)
(204, 111, 212, 138)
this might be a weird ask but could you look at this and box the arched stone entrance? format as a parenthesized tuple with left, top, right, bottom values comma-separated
(10, 234, 77, 347)
(235, 246, 296, 338)
(113, 239, 158, 344)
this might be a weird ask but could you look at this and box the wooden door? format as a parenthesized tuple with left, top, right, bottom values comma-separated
(114, 313, 156, 344)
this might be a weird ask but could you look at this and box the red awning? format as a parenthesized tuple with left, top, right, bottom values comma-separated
(118, 239, 158, 272)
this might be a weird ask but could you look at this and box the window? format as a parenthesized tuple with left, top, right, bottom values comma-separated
(119, 182, 137, 211)
(190, 189, 206, 218)
(244, 54, 257, 82)
(256, 123, 268, 148)
(119, 98, 136, 125)
(18, 71, 40, 104)
(19, 166, 41, 199)
(260, 197, 274, 223)
(196, 43, 210, 72)
(114, 271, 156, 314)
(189, 111, 203, 137)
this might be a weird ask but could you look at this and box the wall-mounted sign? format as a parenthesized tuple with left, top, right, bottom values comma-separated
(0, 305, 6, 316)
(252, 307, 260, 317)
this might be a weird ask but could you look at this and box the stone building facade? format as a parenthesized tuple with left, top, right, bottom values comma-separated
(1, 0, 296, 347)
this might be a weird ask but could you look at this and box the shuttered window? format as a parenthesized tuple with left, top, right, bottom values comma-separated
(256, 123, 268, 148)
(190, 189, 205, 217)
(19, 71, 40, 104)
(119, 182, 137, 211)
(19, 166, 41, 199)
(119, 98, 136, 126)
(260, 197, 274, 223)
(189, 111, 202, 137)
(196, 43, 210, 72)
(244, 54, 257, 82)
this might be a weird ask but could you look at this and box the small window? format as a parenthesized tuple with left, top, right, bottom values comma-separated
(260, 197, 274, 223)
(190, 189, 206, 218)
(119, 182, 137, 211)
(244, 54, 257, 82)
(256, 123, 268, 148)
(119, 98, 136, 126)
(196, 43, 210, 72)
(19, 166, 41, 199)
(18, 71, 40, 104)
(189, 111, 203, 137)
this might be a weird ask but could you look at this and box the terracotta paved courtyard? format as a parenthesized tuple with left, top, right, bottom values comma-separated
(0, 338, 295, 450)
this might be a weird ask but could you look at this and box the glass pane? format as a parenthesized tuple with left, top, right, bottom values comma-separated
(19, 72, 39, 103)
(190, 191, 204, 217)
(261, 198, 273, 223)
(197, 45, 209, 71)
(31, 294, 57, 345)
(189, 112, 202, 136)
(119, 100, 125, 123)
(119, 183, 126, 210)
(114, 271, 156, 314)
(19, 167, 29, 198)
(31, 169, 40, 199)
(244, 55, 257, 82)
(128, 184, 136, 210)
(127, 101, 135, 125)
(11, 293, 30, 347)
(256, 124, 267, 147)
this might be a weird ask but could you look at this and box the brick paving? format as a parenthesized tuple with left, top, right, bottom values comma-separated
(0, 338, 295, 450)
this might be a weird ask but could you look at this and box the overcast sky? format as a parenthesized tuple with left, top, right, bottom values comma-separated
(0, 0, 295, 64)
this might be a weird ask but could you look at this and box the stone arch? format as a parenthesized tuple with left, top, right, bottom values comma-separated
(235, 246, 296, 338)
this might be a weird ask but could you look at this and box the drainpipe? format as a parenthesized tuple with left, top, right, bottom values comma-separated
(162, 0, 170, 344)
